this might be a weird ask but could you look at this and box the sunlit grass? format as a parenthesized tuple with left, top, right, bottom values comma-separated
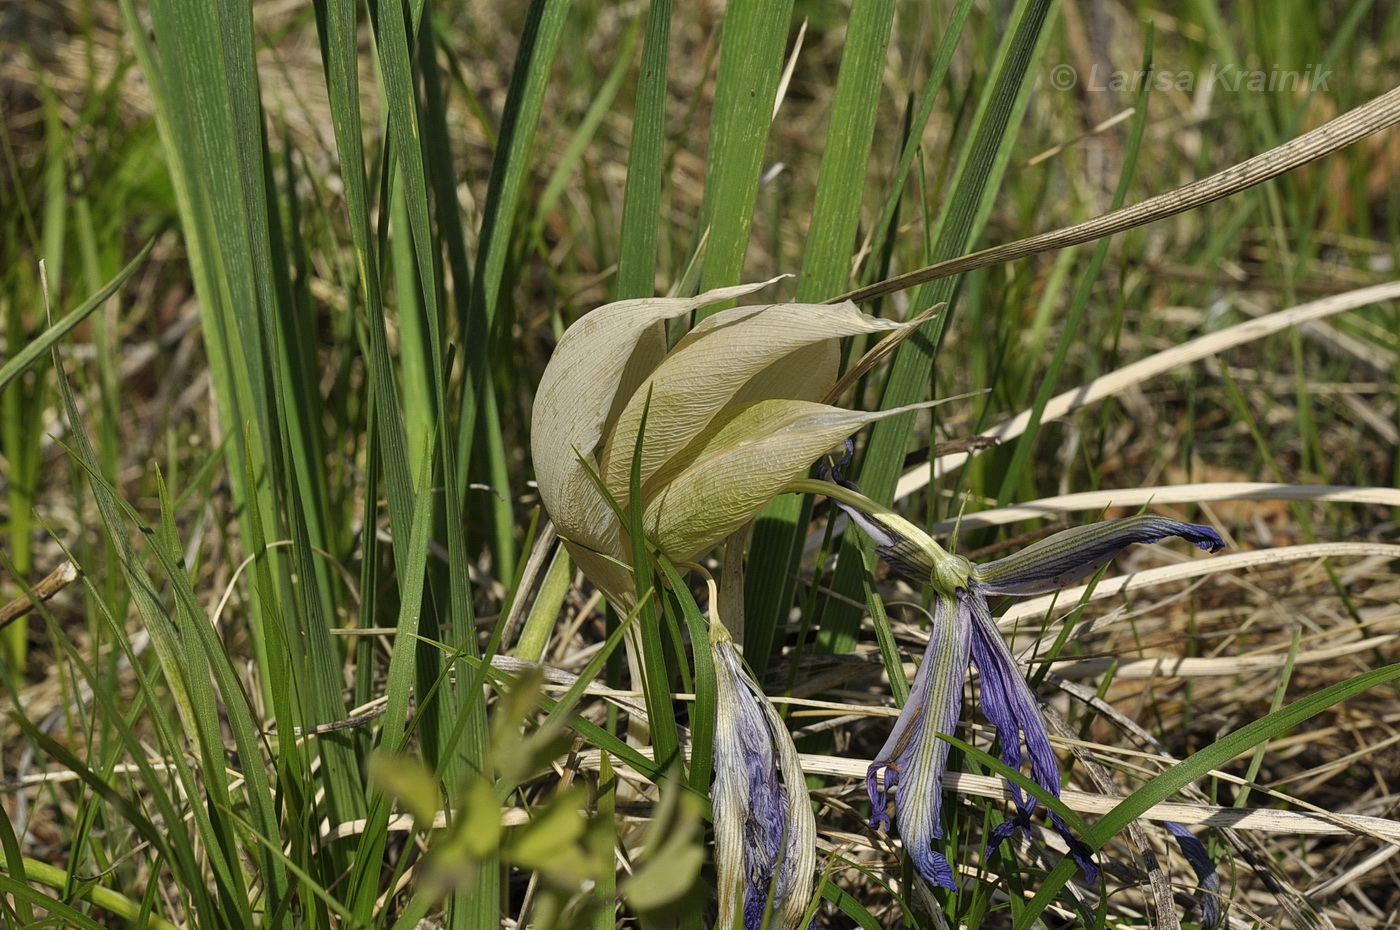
(2, 0, 1400, 927)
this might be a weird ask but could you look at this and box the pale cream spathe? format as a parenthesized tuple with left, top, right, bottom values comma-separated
(531, 278, 919, 606)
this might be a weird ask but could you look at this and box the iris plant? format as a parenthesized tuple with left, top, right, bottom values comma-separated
(813, 447, 1225, 889)
(533, 282, 1224, 914)
(533, 284, 920, 927)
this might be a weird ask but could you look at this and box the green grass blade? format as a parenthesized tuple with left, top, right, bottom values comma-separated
(52, 363, 253, 926)
(743, 0, 897, 671)
(347, 439, 437, 916)
(1015, 662, 1400, 928)
(0, 240, 149, 393)
(819, 0, 1060, 653)
(655, 556, 717, 796)
(627, 400, 683, 772)
(615, 0, 674, 301)
(695, 0, 795, 303)
(459, 0, 571, 447)
(368, 9, 498, 922)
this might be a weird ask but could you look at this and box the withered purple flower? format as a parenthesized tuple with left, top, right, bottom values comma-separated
(815, 450, 1225, 890)
(710, 623, 816, 930)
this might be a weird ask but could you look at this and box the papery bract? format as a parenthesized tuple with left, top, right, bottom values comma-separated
(531, 280, 921, 606)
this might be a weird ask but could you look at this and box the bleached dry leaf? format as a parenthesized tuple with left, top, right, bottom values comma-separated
(894, 280, 1400, 501)
(837, 86, 1400, 306)
(928, 482, 1400, 535)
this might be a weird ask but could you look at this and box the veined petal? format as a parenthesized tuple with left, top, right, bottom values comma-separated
(532, 279, 782, 555)
(601, 301, 913, 494)
(965, 592, 1098, 881)
(644, 399, 934, 562)
(711, 627, 816, 930)
(1165, 822, 1221, 929)
(867, 594, 970, 890)
(973, 514, 1225, 596)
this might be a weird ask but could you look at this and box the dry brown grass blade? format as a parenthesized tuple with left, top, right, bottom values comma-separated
(1046, 633, 1400, 681)
(567, 748, 1400, 841)
(1000, 541, 1400, 632)
(896, 279, 1400, 500)
(0, 561, 78, 629)
(832, 85, 1400, 306)
(929, 482, 1400, 535)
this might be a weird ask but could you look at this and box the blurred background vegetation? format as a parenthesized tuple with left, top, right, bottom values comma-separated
(2, 0, 1399, 926)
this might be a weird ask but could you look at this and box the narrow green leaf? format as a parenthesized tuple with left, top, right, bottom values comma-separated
(0, 240, 150, 394)
(655, 556, 717, 795)
(616, 0, 674, 300)
(743, 0, 900, 669)
(696, 0, 795, 304)
(1015, 662, 1400, 928)
(820, 0, 1060, 652)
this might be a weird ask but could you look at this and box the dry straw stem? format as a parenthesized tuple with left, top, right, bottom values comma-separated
(833, 85, 1400, 306)
(999, 540, 1400, 634)
(565, 748, 1400, 843)
(928, 483, 1400, 535)
(895, 278, 1400, 501)
(0, 561, 77, 629)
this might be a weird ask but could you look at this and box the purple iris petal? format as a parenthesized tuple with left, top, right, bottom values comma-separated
(1165, 822, 1221, 929)
(965, 593, 1099, 881)
(975, 515, 1224, 596)
(867, 594, 970, 890)
(712, 637, 814, 929)
(818, 467, 1225, 892)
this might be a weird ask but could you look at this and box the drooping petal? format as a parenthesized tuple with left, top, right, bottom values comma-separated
(1165, 822, 1221, 929)
(533, 279, 784, 560)
(711, 627, 816, 930)
(867, 594, 971, 890)
(601, 301, 914, 494)
(973, 515, 1225, 596)
(965, 591, 1098, 882)
(643, 399, 936, 562)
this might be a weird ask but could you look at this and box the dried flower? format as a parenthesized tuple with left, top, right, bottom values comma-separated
(711, 623, 816, 929)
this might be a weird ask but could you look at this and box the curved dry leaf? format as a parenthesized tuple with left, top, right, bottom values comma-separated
(927, 482, 1400, 535)
(895, 280, 1400, 501)
(837, 86, 1400, 306)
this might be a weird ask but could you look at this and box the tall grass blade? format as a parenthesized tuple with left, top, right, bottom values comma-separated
(695, 0, 795, 304)
(616, 0, 674, 301)
(743, 0, 897, 671)
(0, 241, 149, 393)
